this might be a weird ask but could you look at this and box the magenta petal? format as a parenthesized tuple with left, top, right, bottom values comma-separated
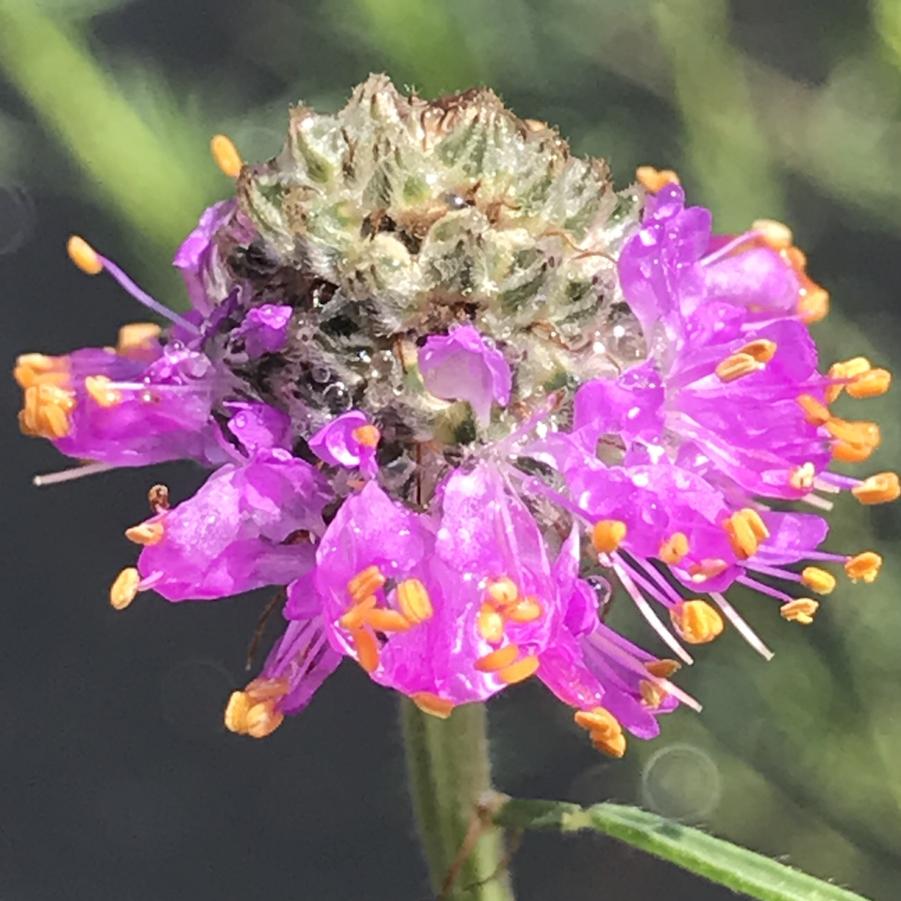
(308, 410, 379, 478)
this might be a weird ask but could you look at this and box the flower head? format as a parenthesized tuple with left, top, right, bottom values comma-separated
(16, 81, 895, 756)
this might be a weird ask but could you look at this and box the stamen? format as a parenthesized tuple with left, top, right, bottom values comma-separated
(477, 603, 505, 644)
(109, 566, 141, 610)
(780, 598, 819, 625)
(224, 691, 251, 733)
(125, 521, 165, 546)
(659, 532, 689, 565)
(591, 519, 627, 554)
(826, 357, 871, 402)
(210, 134, 243, 178)
(66, 234, 199, 333)
(738, 338, 777, 363)
(347, 565, 385, 603)
(751, 219, 793, 250)
(497, 655, 540, 685)
(411, 692, 455, 719)
(688, 558, 728, 583)
(741, 508, 770, 541)
(715, 352, 762, 383)
(670, 600, 724, 645)
(360, 608, 412, 633)
(831, 440, 874, 463)
(32, 461, 114, 487)
(800, 566, 836, 595)
(338, 595, 377, 630)
(789, 462, 816, 491)
(245, 701, 284, 738)
(846, 368, 892, 399)
(640, 679, 667, 709)
(504, 596, 543, 623)
(574, 707, 626, 758)
(825, 418, 880, 449)
(148, 484, 170, 512)
(645, 659, 681, 679)
(351, 424, 381, 448)
(723, 511, 759, 560)
(14, 353, 68, 389)
(635, 166, 680, 193)
(475, 644, 520, 673)
(844, 551, 882, 583)
(709, 591, 773, 660)
(796, 394, 830, 426)
(852, 472, 900, 505)
(396, 578, 433, 623)
(19, 384, 76, 439)
(85, 375, 122, 408)
(486, 577, 519, 606)
(117, 322, 162, 358)
(351, 628, 380, 673)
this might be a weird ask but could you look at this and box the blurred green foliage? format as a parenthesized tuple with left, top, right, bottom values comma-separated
(1, 1, 899, 898)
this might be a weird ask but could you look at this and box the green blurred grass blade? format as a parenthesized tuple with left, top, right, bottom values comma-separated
(0, 1, 216, 255)
(493, 798, 870, 901)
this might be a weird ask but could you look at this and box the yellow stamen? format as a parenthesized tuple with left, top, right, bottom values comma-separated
(688, 558, 728, 583)
(724, 511, 759, 560)
(19, 384, 76, 439)
(592, 731, 627, 758)
(715, 352, 761, 383)
(245, 676, 290, 703)
(780, 598, 819, 625)
(245, 701, 284, 738)
(485, 577, 519, 607)
(477, 603, 505, 644)
(396, 578, 433, 624)
(832, 439, 874, 463)
(210, 133, 243, 178)
(474, 644, 520, 673)
(752, 218, 794, 250)
(67, 235, 103, 275)
(351, 628, 380, 673)
(645, 658, 681, 679)
(796, 394, 830, 426)
(338, 595, 377, 630)
(109, 566, 140, 611)
(411, 692, 455, 719)
(360, 608, 412, 633)
(844, 551, 882, 584)
(826, 357, 872, 402)
(85, 375, 122, 408)
(13, 353, 68, 389)
(659, 532, 689, 565)
(670, 600, 724, 644)
(825, 418, 880, 450)
(497, 655, 540, 685)
(789, 462, 816, 491)
(347, 565, 385, 603)
(591, 519, 627, 554)
(351, 424, 381, 448)
(504, 596, 543, 624)
(739, 339, 778, 363)
(635, 165, 680, 193)
(125, 521, 165, 546)
(847, 368, 891, 399)
(801, 566, 836, 595)
(117, 322, 162, 358)
(640, 679, 667, 709)
(742, 508, 770, 541)
(224, 691, 251, 733)
(852, 472, 900, 505)
(797, 286, 829, 324)
(574, 707, 621, 736)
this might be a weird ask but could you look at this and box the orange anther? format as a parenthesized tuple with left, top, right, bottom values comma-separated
(574, 707, 621, 736)
(245, 701, 284, 738)
(688, 559, 728, 583)
(659, 532, 689, 566)
(85, 375, 122, 408)
(351, 424, 381, 448)
(670, 600, 724, 644)
(411, 692, 455, 719)
(351, 628, 380, 673)
(117, 322, 162, 359)
(801, 566, 836, 595)
(505, 596, 543, 624)
(645, 658, 681, 679)
(752, 219, 793, 250)
(780, 598, 819, 625)
(852, 472, 900, 505)
(831, 440, 874, 463)
(125, 521, 165, 546)
(592, 731, 627, 758)
(636, 166, 680, 193)
(396, 578, 433, 624)
(486, 577, 519, 607)
(844, 551, 882, 583)
(339, 595, 377, 630)
(715, 352, 761, 383)
(825, 418, 880, 449)
(497, 655, 540, 685)
(477, 603, 505, 644)
(13, 353, 68, 389)
(798, 285, 829, 323)
(360, 608, 412, 633)
(109, 566, 140, 611)
(224, 691, 251, 733)
(67, 235, 103, 275)
(796, 394, 830, 426)
(640, 679, 667, 709)
(474, 644, 520, 673)
(19, 384, 76, 439)
(347, 565, 385, 603)
(210, 133, 243, 178)
(847, 368, 891, 399)
(591, 519, 627, 554)
(724, 511, 760, 560)
(738, 338, 777, 363)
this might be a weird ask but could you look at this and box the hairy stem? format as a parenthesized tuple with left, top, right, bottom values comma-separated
(401, 700, 514, 901)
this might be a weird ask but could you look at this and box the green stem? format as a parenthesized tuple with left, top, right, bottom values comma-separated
(400, 699, 514, 901)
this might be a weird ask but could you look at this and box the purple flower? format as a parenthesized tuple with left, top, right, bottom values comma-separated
(234, 304, 293, 358)
(308, 410, 380, 478)
(419, 324, 512, 424)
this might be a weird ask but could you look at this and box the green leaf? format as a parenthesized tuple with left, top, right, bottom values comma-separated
(491, 797, 870, 901)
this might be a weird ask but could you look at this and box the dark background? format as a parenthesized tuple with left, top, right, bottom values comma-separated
(2, 1, 900, 898)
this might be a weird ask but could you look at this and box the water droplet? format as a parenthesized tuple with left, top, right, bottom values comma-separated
(640, 743, 722, 822)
